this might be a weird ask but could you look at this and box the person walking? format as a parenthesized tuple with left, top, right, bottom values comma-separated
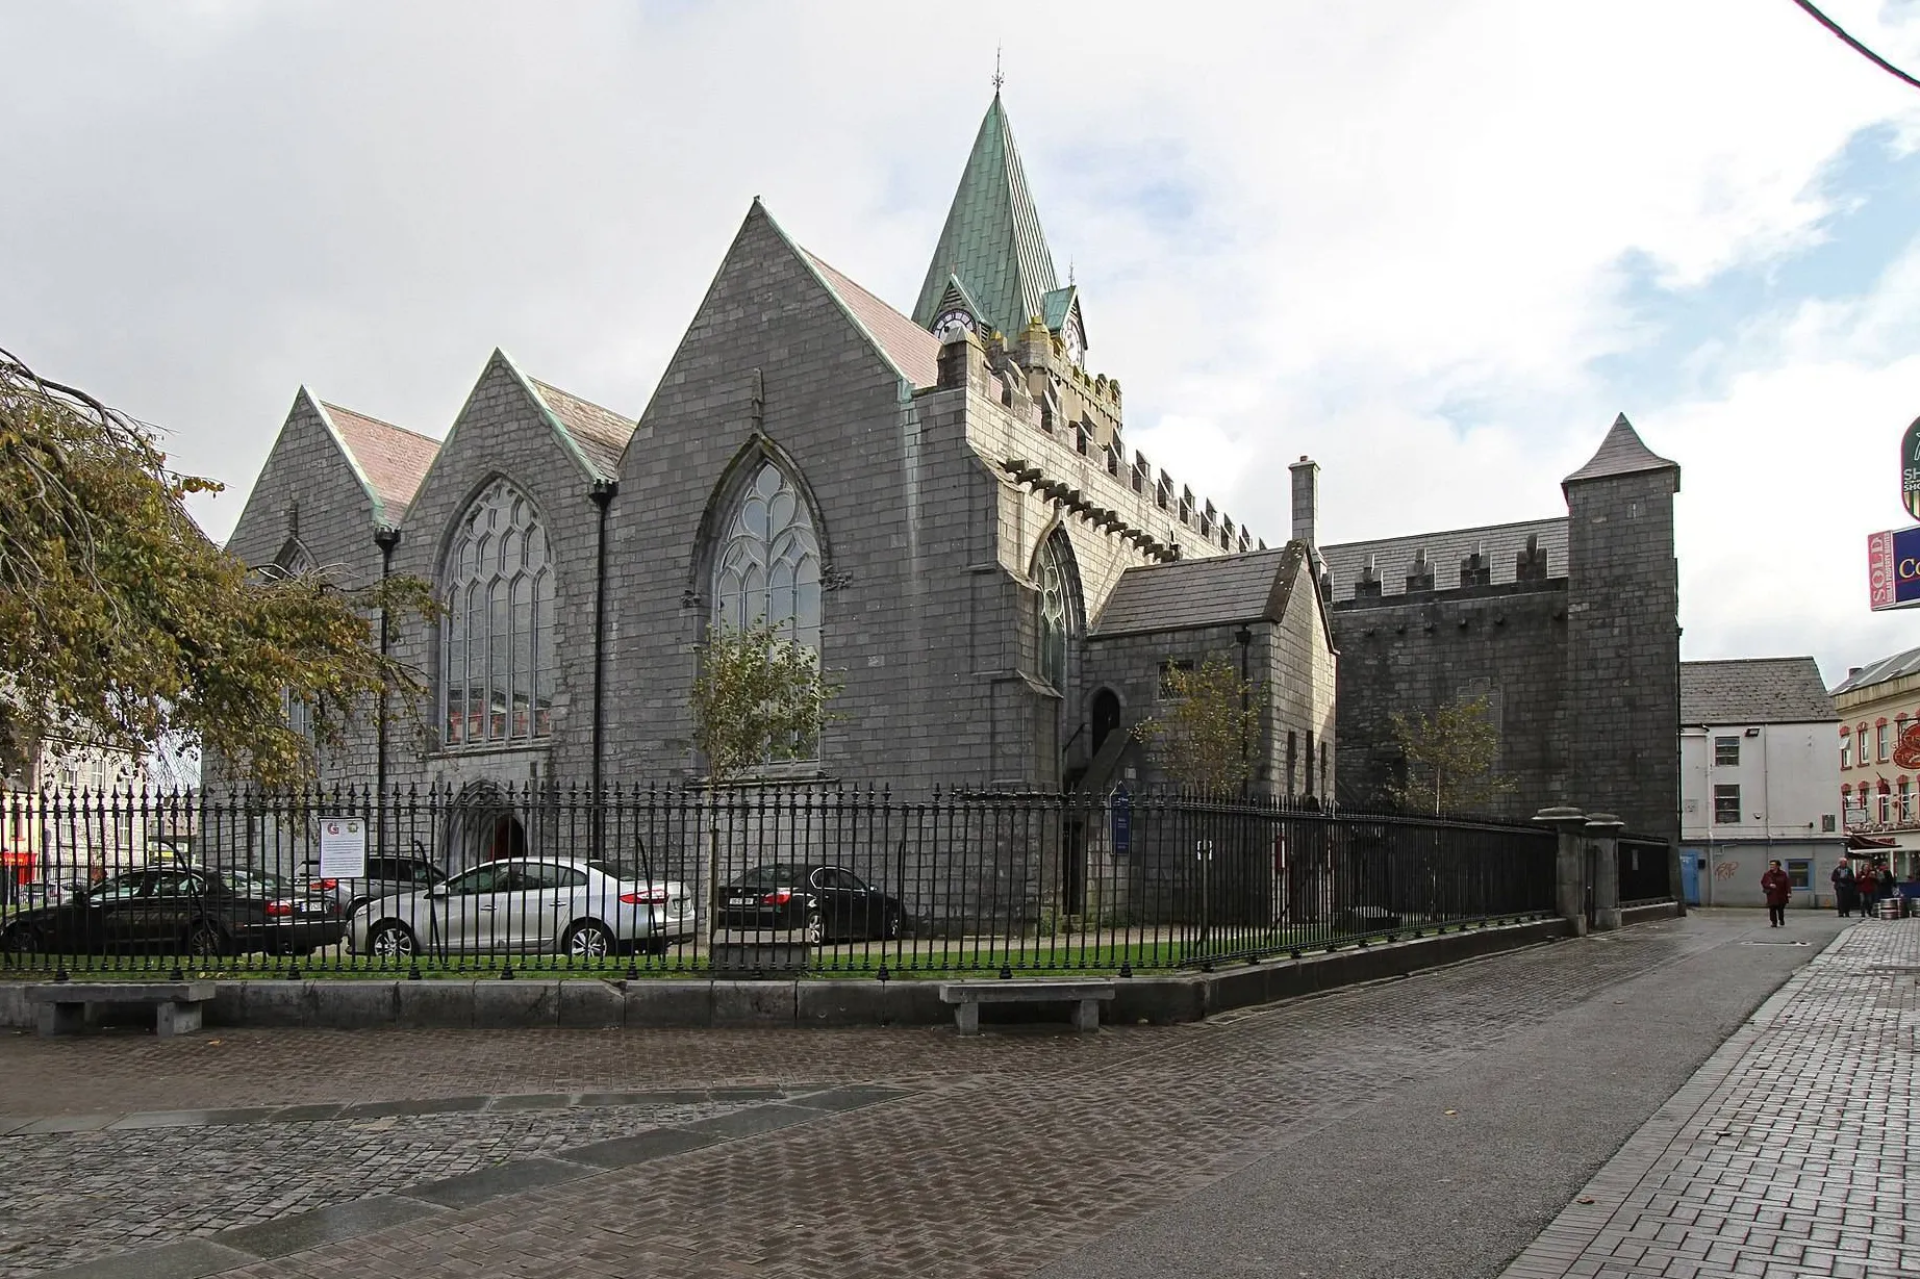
(1856, 861, 1880, 916)
(1831, 858, 1857, 918)
(1761, 860, 1792, 927)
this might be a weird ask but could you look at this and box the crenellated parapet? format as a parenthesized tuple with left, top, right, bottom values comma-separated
(936, 324, 1263, 561)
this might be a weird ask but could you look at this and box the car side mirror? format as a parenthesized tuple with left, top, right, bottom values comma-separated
(428, 884, 449, 899)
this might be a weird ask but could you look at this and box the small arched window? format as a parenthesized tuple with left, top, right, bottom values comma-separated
(442, 479, 554, 747)
(1035, 530, 1078, 694)
(714, 462, 821, 654)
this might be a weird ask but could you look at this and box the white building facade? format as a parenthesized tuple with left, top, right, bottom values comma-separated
(1678, 658, 1843, 909)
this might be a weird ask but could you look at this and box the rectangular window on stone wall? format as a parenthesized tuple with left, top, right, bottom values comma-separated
(1286, 731, 1297, 795)
(1713, 736, 1740, 766)
(1712, 785, 1740, 825)
(1841, 732, 1852, 769)
(1821, 814, 1837, 833)
(1879, 723, 1891, 761)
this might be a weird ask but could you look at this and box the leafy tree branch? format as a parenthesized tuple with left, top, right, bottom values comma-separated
(0, 349, 435, 787)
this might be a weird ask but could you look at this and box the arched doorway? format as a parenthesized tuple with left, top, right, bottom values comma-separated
(1091, 689, 1121, 756)
(445, 783, 529, 871)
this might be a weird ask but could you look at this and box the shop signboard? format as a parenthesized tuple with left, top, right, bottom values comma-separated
(1867, 526, 1920, 610)
(1904, 415, 1920, 520)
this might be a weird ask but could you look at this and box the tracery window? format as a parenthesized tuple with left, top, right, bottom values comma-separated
(441, 480, 554, 747)
(1036, 531, 1076, 694)
(713, 462, 822, 654)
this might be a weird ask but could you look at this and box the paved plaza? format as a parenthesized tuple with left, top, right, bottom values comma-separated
(0, 909, 1907, 1278)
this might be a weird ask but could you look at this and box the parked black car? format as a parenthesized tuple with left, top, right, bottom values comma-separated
(716, 864, 905, 942)
(0, 867, 343, 959)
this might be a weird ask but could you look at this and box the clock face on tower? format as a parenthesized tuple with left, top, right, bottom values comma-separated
(1063, 318, 1085, 366)
(934, 309, 975, 340)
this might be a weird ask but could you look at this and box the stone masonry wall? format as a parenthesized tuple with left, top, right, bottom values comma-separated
(1565, 468, 1681, 844)
(1332, 582, 1570, 819)
(215, 393, 385, 785)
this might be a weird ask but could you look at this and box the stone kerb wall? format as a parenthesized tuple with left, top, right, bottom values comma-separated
(1332, 581, 1570, 819)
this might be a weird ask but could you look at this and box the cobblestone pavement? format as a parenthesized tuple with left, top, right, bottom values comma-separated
(0, 911, 1881, 1278)
(1500, 919, 1917, 1279)
(0, 1095, 754, 1277)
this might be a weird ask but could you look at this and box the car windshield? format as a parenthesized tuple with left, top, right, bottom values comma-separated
(733, 864, 806, 890)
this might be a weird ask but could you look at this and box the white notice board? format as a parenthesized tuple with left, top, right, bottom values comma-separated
(318, 817, 368, 879)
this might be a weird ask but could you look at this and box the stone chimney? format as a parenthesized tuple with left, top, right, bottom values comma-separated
(1289, 456, 1319, 548)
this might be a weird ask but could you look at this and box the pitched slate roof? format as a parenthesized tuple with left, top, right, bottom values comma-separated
(1830, 644, 1920, 696)
(526, 378, 636, 478)
(1320, 517, 1568, 602)
(1681, 658, 1836, 725)
(1563, 413, 1678, 486)
(1093, 545, 1305, 636)
(315, 399, 440, 525)
(802, 249, 942, 389)
(910, 93, 1060, 340)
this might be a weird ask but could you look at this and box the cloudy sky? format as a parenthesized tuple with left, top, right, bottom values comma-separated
(5, 0, 1920, 686)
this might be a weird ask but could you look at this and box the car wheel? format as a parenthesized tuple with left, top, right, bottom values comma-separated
(1, 922, 43, 955)
(564, 920, 614, 960)
(184, 924, 226, 961)
(881, 907, 903, 941)
(803, 911, 825, 945)
(366, 921, 416, 961)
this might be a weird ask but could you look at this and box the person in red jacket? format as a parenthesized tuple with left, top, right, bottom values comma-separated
(1761, 860, 1792, 927)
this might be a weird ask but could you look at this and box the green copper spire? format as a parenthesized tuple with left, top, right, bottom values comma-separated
(911, 93, 1060, 340)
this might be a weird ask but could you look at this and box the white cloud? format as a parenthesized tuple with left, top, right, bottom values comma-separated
(5, 0, 1920, 683)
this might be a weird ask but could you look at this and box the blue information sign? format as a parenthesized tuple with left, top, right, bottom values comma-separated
(1110, 783, 1132, 855)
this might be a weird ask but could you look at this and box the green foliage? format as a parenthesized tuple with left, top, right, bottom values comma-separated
(688, 620, 840, 784)
(0, 349, 435, 787)
(1132, 652, 1260, 796)
(1385, 693, 1517, 815)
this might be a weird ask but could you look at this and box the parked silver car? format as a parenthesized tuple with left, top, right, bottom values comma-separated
(346, 856, 694, 960)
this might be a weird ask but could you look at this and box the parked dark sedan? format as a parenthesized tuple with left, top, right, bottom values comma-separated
(0, 867, 343, 959)
(716, 864, 905, 942)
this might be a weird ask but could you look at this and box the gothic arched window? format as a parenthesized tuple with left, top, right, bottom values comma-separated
(713, 462, 822, 653)
(442, 480, 555, 747)
(1036, 531, 1077, 694)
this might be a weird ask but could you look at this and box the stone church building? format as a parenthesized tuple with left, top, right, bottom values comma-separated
(223, 94, 1339, 808)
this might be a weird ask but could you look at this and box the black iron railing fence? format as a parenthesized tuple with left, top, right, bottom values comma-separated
(1, 784, 1558, 977)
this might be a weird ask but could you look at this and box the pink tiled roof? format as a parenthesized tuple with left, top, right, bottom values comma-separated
(802, 250, 942, 389)
(323, 403, 440, 521)
(528, 378, 636, 478)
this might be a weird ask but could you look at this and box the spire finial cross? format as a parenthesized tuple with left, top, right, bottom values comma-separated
(992, 44, 1004, 92)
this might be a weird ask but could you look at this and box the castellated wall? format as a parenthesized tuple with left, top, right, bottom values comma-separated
(1332, 582, 1570, 821)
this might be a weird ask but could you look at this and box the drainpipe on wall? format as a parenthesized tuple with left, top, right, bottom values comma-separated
(373, 526, 401, 855)
(589, 479, 618, 853)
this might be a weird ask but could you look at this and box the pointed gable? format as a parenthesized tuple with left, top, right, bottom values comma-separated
(317, 400, 439, 525)
(911, 93, 1060, 340)
(1563, 413, 1679, 489)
